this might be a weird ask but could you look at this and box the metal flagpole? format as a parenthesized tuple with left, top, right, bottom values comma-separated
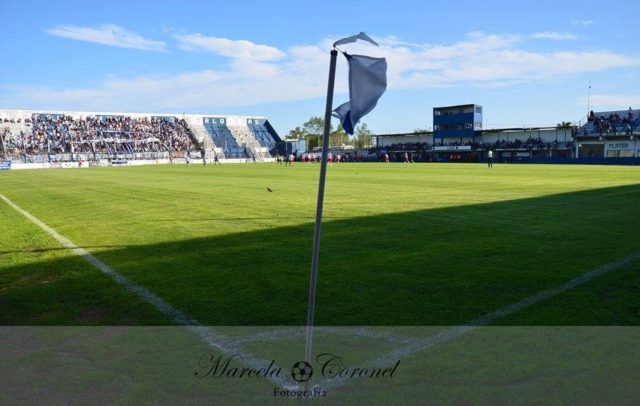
(304, 49, 338, 375)
(587, 81, 591, 117)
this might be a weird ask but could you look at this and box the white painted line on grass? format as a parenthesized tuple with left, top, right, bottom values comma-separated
(4, 192, 640, 392)
(0, 193, 296, 389)
(318, 248, 640, 390)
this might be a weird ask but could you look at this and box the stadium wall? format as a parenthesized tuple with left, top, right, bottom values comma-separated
(376, 133, 433, 146)
(516, 157, 640, 165)
(5, 157, 276, 170)
(480, 127, 572, 144)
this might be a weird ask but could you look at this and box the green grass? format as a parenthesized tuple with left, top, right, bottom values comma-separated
(1, 163, 639, 326)
(2, 163, 640, 402)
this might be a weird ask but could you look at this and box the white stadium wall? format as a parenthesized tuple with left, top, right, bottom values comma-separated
(479, 128, 573, 144)
(377, 134, 433, 147)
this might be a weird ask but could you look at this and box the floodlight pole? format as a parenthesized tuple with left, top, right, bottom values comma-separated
(305, 49, 338, 376)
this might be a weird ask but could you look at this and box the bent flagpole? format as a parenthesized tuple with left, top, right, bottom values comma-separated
(305, 49, 338, 372)
(304, 33, 386, 389)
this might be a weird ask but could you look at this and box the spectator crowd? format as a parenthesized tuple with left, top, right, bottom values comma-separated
(584, 108, 640, 136)
(1, 114, 197, 160)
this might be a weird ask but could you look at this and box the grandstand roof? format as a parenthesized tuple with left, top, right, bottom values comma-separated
(0, 109, 268, 125)
(376, 131, 433, 138)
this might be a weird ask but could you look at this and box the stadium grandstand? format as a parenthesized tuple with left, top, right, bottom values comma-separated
(369, 106, 640, 164)
(3, 107, 640, 168)
(0, 109, 281, 167)
(372, 126, 575, 163)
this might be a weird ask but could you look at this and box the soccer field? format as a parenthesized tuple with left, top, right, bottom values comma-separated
(1, 163, 639, 326)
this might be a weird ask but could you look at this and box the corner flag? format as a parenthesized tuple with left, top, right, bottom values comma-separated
(305, 33, 387, 388)
(332, 34, 387, 134)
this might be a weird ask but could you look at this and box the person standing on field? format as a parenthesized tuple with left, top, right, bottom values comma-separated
(487, 149, 493, 168)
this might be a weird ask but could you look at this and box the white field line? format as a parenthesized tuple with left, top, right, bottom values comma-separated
(4, 193, 640, 391)
(0, 194, 297, 389)
(318, 249, 640, 389)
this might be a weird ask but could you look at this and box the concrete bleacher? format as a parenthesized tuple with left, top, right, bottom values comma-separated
(201, 116, 279, 159)
(188, 121, 218, 156)
(247, 118, 277, 151)
(1, 110, 281, 163)
(202, 117, 246, 158)
(579, 108, 640, 136)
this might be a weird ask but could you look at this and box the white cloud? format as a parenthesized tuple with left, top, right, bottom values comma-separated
(570, 19, 596, 26)
(45, 24, 166, 51)
(531, 31, 579, 40)
(3, 31, 639, 113)
(383, 32, 637, 87)
(173, 33, 285, 61)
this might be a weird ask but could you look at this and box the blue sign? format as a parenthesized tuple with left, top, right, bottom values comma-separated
(0, 160, 11, 170)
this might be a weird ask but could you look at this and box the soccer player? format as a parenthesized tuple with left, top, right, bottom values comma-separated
(487, 149, 493, 168)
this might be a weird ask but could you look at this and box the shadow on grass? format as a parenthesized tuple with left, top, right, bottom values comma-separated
(148, 216, 347, 222)
(0, 246, 128, 255)
(2, 184, 640, 326)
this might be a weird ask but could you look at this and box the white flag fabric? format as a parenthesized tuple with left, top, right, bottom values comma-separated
(333, 32, 379, 47)
(333, 53, 387, 134)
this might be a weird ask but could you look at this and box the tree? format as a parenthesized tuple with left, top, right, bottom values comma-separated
(303, 116, 328, 136)
(286, 126, 307, 140)
(413, 128, 430, 133)
(556, 121, 573, 128)
(355, 122, 373, 148)
(330, 124, 347, 147)
(303, 116, 330, 149)
(288, 116, 366, 150)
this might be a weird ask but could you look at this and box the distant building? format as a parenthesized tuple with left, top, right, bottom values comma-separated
(433, 104, 483, 143)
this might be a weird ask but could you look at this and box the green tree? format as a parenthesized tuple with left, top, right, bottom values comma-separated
(355, 122, 374, 148)
(413, 128, 430, 133)
(303, 116, 330, 149)
(289, 116, 367, 150)
(556, 121, 573, 128)
(286, 126, 307, 140)
(330, 124, 348, 147)
(303, 116, 326, 135)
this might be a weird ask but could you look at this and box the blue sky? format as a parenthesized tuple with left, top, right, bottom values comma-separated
(1, 0, 639, 135)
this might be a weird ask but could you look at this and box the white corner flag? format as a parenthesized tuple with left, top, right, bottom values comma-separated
(305, 34, 387, 388)
(332, 33, 387, 134)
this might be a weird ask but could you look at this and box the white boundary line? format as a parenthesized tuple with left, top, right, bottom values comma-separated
(0, 193, 297, 389)
(3, 193, 640, 391)
(317, 250, 640, 389)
